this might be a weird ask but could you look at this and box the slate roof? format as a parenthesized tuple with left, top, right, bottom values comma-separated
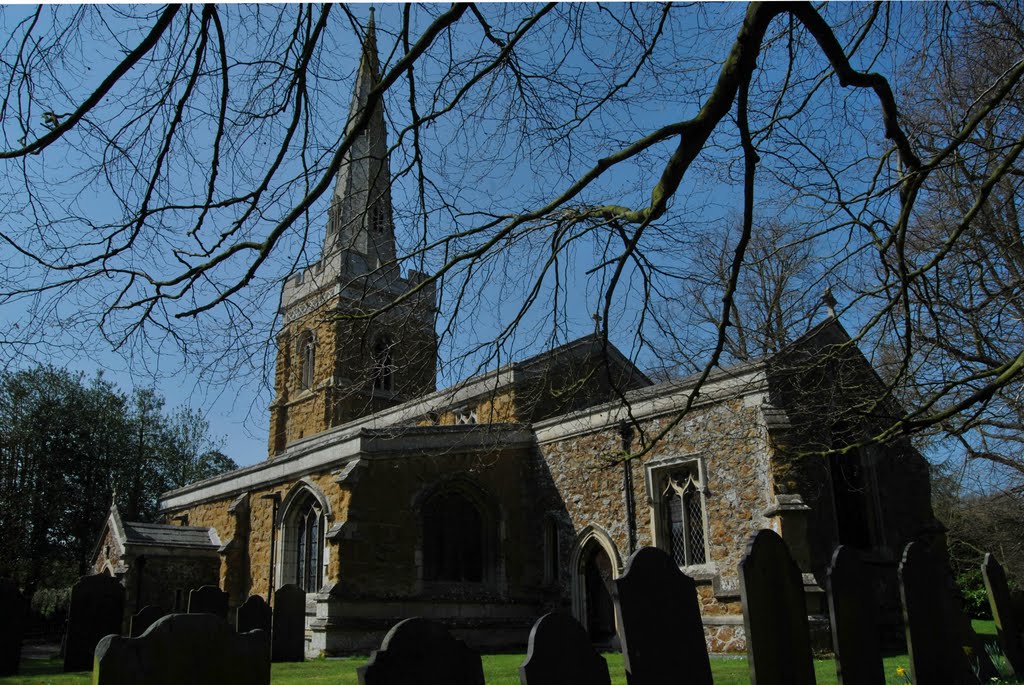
(122, 521, 219, 549)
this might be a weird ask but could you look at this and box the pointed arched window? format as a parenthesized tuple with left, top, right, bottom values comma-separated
(284, 491, 325, 593)
(370, 201, 385, 234)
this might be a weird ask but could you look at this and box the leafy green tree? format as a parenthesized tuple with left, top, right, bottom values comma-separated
(0, 365, 235, 592)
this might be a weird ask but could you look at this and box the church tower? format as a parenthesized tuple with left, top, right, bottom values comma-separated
(268, 11, 437, 456)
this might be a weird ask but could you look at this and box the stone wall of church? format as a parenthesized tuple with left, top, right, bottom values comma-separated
(333, 446, 544, 599)
(538, 394, 776, 626)
(179, 499, 239, 592)
(268, 308, 337, 453)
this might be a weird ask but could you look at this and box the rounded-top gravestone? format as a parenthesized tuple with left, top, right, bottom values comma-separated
(358, 617, 484, 685)
(519, 612, 609, 685)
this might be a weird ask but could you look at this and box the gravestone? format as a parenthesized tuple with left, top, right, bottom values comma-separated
(1013, 590, 1024, 625)
(982, 553, 1024, 675)
(94, 613, 269, 685)
(237, 595, 272, 635)
(898, 541, 977, 685)
(0, 579, 27, 676)
(613, 546, 711, 685)
(826, 545, 884, 685)
(358, 617, 484, 685)
(272, 584, 305, 662)
(63, 573, 124, 672)
(518, 612, 610, 685)
(129, 605, 165, 638)
(187, 585, 228, 620)
(738, 529, 815, 685)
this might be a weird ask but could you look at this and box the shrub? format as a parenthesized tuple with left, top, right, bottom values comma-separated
(956, 569, 990, 619)
(31, 586, 71, 619)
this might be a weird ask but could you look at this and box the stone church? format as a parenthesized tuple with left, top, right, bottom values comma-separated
(92, 16, 939, 657)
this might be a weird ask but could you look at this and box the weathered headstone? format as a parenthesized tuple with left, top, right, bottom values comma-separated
(272, 584, 305, 662)
(982, 552, 1024, 675)
(0, 579, 27, 676)
(237, 595, 272, 635)
(128, 605, 165, 638)
(898, 541, 977, 685)
(63, 573, 124, 672)
(187, 585, 228, 620)
(613, 546, 711, 685)
(94, 613, 270, 685)
(738, 529, 815, 685)
(826, 545, 884, 685)
(519, 612, 610, 685)
(358, 617, 484, 685)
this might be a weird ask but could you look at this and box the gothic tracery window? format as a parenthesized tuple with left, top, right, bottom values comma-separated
(289, 495, 324, 593)
(663, 472, 707, 567)
(455, 407, 477, 425)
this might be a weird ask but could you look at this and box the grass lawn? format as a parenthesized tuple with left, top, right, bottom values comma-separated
(0, 652, 933, 685)
(0, 623, 1010, 685)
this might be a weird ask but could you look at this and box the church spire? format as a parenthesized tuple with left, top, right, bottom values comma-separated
(324, 7, 396, 268)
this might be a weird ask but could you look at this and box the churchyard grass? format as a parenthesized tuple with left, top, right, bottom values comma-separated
(0, 623, 1010, 685)
(0, 653, 970, 685)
